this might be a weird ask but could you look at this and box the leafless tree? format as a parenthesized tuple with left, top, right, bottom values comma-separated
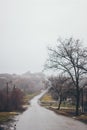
(45, 38, 87, 115)
(49, 75, 68, 110)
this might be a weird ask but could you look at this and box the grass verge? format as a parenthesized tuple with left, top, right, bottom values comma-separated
(0, 112, 18, 124)
(23, 92, 40, 108)
(40, 92, 87, 124)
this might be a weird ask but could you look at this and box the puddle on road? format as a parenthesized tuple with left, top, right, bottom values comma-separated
(0, 116, 19, 130)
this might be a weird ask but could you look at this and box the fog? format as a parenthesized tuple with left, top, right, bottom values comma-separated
(0, 0, 87, 74)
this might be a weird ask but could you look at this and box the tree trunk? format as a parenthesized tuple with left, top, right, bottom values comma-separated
(75, 88, 80, 116)
(57, 96, 62, 110)
(81, 88, 84, 113)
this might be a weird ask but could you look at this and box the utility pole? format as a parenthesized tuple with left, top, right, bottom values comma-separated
(6, 81, 12, 111)
(6, 82, 9, 111)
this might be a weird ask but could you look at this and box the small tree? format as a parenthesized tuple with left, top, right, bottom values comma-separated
(49, 75, 68, 110)
(45, 38, 87, 115)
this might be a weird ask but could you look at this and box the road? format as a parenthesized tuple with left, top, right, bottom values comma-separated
(16, 91, 87, 130)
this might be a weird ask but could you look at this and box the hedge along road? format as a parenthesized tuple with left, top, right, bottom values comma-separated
(16, 90, 87, 130)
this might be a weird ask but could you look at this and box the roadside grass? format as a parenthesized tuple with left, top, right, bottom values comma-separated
(23, 93, 34, 105)
(0, 91, 40, 124)
(40, 93, 75, 108)
(40, 92, 87, 124)
(40, 93, 55, 106)
(40, 93, 53, 102)
(0, 112, 17, 123)
(23, 92, 40, 106)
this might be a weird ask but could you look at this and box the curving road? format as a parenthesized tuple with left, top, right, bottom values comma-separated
(16, 91, 87, 130)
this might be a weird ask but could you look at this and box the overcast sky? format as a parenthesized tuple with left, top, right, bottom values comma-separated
(0, 0, 87, 74)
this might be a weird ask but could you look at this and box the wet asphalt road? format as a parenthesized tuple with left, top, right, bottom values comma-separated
(16, 91, 87, 130)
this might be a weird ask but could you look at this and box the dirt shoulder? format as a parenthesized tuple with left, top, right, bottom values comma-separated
(47, 107, 87, 124)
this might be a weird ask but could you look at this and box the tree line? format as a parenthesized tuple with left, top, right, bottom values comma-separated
(0, 82, 24, 112)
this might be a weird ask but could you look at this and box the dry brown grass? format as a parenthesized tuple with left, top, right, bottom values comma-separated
(0, 112, 17, 123)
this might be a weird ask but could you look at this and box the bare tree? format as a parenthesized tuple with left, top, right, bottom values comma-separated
(49, 75, 68, 110)
(45, 38, 87, 115)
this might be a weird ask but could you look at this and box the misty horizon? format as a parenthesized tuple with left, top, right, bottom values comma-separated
(0, 0, 87, 74)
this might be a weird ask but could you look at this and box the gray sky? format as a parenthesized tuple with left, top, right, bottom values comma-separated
(0, 0, 87, 74)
